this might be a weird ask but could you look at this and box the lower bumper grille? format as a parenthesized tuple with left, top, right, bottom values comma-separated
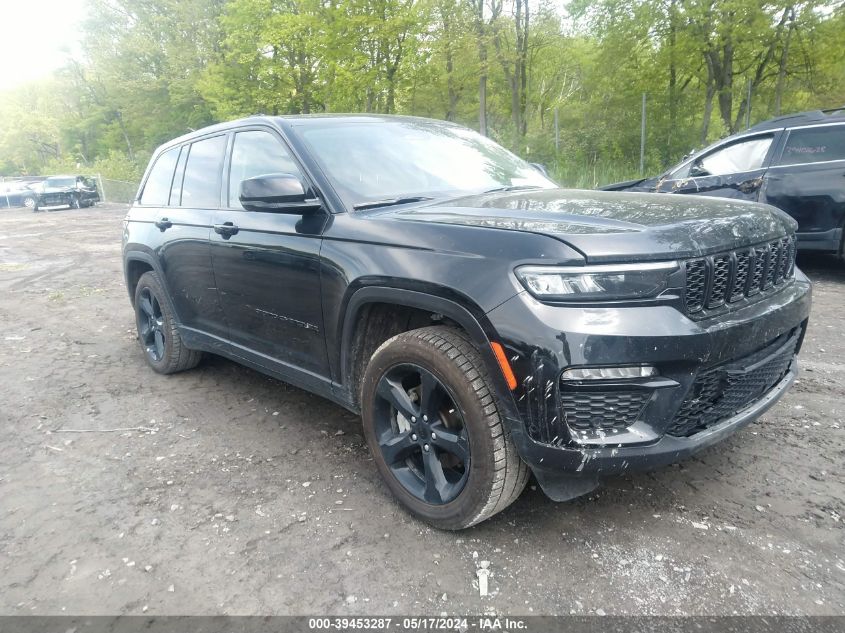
(561, 389, 651, 432)
(667, 331, 799, 437)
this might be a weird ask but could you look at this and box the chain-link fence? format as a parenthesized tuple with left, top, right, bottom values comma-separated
(95, 176, 139, 204)
(0, 174, 139, 207)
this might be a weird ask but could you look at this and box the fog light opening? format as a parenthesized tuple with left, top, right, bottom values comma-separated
(561, 365, 657, 381)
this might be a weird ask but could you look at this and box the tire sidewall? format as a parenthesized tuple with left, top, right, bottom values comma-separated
(361, 333, 500, 528)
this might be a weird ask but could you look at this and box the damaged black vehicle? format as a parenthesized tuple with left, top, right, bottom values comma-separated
(122, 115, 811, 529)
(604, 108, 845, 257)
(34, 175, 100, 211)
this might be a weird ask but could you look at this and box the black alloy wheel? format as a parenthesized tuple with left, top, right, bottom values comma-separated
(136, 287, 166, 363)
(373, 363, 471, 505)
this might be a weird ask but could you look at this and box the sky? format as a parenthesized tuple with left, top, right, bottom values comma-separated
(0, 0, 87, 91)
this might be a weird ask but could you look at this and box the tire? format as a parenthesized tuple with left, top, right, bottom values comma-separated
(361, 326, 529, 530)
(133, 271, 202, 374)
(70, 195, 81, 209)
(23, 196, 36, 210)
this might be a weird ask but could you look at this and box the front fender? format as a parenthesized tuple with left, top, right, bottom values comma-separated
(336, 285, 521, 424)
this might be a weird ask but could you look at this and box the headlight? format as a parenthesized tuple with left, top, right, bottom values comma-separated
(515, 262, 678, 301)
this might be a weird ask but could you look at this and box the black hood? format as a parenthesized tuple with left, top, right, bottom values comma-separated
(389, 188, 797, 263)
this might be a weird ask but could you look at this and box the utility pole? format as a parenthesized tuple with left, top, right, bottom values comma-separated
(640, 93, 646, 175)
(554, 107, 559, 155)
(746, 80, 752, 129)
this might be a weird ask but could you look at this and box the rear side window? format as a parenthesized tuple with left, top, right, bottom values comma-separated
(140, 148, 179, 206)
(228, 130, 302, 209)
(169, 146, 188, 206)
(181, 135, 227, 208)
(777, 126, 845, 165)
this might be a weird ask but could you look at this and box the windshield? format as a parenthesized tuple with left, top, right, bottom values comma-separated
(45, 177, 77, 188)
(294, 118, 556, 206)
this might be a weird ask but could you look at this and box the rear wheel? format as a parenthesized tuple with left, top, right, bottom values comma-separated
(133, 271, 202, 374)
(361, 326, 529, 530)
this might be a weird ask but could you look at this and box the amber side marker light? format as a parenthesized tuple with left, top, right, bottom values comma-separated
(491, 342, 518, 390)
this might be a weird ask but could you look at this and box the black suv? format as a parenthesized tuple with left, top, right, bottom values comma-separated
(604, 108, 845, 257)
(122, 115, 811, 529)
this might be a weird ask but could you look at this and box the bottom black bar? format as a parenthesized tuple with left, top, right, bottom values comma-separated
(0, 616, 842, 633)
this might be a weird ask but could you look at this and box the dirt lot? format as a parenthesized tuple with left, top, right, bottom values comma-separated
(0, 203, 843, 616)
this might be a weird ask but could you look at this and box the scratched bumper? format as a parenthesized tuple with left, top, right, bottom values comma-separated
(485, 272, 811, 497)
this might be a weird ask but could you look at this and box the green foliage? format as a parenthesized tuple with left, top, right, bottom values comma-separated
(0, 0, 842, 188)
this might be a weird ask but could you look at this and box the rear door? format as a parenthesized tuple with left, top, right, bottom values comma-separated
(210, 127, 330, 378)
(137, 136, 229, 339)
(655, 133, 777, 201)
(761, 123, 845, 252)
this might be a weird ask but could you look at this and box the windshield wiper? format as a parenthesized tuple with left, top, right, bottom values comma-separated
(352, 196, 434, 211)
(482, 185, 545, 194)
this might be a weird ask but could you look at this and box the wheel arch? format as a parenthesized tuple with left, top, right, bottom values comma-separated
(339, 286, 520, 422)
(123, 251, 161, 306)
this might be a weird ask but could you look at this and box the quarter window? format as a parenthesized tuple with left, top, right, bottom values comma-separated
(777, 127, 845, 165)
(180, 135, 227, 208)
(228, 130, 303, 209)
(140, 147, 179, 206)
(695, 136, 773, 177)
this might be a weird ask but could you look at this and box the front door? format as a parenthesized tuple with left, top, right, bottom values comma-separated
(656, 133, 776, 202)
(210, 128, 330, 378)
(761, 124, 845, 250)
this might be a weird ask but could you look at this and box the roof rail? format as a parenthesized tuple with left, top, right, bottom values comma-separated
(748, 107, 845, 132)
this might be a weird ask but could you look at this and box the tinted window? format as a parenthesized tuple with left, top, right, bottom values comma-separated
(181, 135, 227, 208)
(140, 148, 179, 206)
(169, 146, 188, 206)
(696, 136, 772, 176)
(228, 130, 302, 209)
(45, 177, 77, 188)
(778, 126, 845, 165)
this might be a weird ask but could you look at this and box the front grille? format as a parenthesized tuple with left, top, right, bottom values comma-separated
(561, 390, 651, 432)
(684, 235, 796, 317)
(667, 331, 799, 437)
(40, 194, 67, 205)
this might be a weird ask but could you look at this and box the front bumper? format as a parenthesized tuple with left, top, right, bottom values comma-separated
(486, 273, 812, 499)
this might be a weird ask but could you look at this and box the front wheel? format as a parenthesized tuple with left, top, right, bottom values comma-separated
(70, 195, 81, 209)
(361, 326, 529, 530)
(23, 196, 36, 210)
(133, 271, 202, 374)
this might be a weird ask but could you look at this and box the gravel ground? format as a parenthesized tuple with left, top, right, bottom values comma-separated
(0, 204, 843, 616)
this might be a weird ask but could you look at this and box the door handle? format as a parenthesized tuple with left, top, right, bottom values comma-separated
(155, 217, 172, 231)
(213, 221, 239, 238)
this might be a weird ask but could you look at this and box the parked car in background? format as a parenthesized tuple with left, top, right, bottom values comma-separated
(0, 180, 40, 209)
(604, 108, 845, 258)
(34, 175, 100, 211)
(122, 114, 810, 529)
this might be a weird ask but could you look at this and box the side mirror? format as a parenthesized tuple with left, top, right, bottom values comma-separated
(689, 162, 710, 178)
(239, 173, 322, 214)
(529, 162, 549, 177)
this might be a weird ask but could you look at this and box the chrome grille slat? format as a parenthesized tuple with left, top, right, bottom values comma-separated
(684, 235, 796, 317)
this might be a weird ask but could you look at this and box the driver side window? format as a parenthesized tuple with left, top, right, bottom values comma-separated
(688, 136, 773, 178)
(228, 130, 302, 209)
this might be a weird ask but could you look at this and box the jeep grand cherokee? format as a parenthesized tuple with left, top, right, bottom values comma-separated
(122, 115, 811, 529)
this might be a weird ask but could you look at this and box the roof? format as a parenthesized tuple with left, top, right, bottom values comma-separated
(748, 107, 845, 132)
(155, 114, 459, 154)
